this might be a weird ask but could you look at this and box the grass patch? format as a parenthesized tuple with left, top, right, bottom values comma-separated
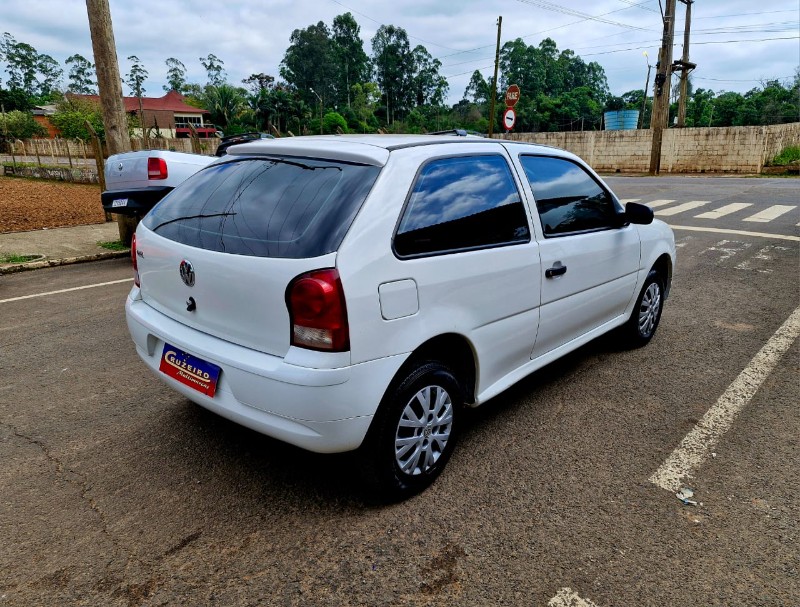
(769, 146, 800, 166)
(98, 240, 129, 251)
(0, 253, 41, 263)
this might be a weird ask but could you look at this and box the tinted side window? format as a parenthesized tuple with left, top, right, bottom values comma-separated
(520, 156, 619, 236)
(395, 155, 529, 257)
(143, 157, 379, 259)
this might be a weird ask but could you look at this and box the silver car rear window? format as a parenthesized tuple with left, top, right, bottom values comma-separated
(143, 156, 380, 259)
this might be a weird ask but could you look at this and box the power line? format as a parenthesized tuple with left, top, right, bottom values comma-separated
(513, 0, 652, 32)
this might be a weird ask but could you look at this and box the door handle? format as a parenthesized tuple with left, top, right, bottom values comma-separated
(545, 265, 567, 278)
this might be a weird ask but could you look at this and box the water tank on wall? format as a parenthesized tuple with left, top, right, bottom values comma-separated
(604, 110, 640, 130)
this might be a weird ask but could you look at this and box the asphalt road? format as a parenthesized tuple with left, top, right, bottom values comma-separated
(1, 177, 798, 606)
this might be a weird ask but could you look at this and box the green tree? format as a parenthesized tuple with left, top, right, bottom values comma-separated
(411, 45, 448, 107)
(164, 57, 187, 92)
(0, 109, 46, 138)
(463, 70, 490, 105)
(125, 55, 148, 97)
(200, 53, 225, 86)
(204, 83, 247, 128)
(281, 21, 337, 108)
(65, 54, 96, 94)
(0, 33, 62, 99)
(371, 25, 414, 124)
(332, 13, 370, 108)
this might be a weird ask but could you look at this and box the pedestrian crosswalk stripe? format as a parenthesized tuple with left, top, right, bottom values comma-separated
(695, 203, 753, 219)
(743, 205, 795, 223)
(655, 200, 711, 216)
(620, 198, 640, 203)
(644, 199, 676, 209)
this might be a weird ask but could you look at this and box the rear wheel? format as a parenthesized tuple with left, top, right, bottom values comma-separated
(622, 269, 665, 347)
(361, 361, 462, 502)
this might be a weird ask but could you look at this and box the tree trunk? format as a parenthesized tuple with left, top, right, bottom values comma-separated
(86, 0, 137, 245)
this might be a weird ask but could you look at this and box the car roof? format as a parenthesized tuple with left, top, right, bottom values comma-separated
(222, 134, 567, 168)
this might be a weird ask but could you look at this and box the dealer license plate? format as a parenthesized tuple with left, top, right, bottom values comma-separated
(111, 198, 128, 207)
(159, 343, 221, 397)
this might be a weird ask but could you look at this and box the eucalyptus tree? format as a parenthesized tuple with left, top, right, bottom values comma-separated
(371, 25, 414, 124)
(164, 57, 187, 92)
(332, 12, 370, 108)
(280, 21, 337, 108)
(66, 53, 96, 94)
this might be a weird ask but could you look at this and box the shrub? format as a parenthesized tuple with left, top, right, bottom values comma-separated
(322, 111, 347, 134)
(770, 146, 800, 166)
(50, 97, 105, 140)
(0, 110, 46, 139)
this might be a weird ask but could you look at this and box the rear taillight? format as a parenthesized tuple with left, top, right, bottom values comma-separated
(131, 233, 140, 287)
(287, 269, 349, 352)
(147, 157, 168, 180)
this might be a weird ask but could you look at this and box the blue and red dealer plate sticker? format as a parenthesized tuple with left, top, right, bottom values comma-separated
(159, 343, 221, 397)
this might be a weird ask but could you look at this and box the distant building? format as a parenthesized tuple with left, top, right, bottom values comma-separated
(32, 104, 59, 137)
(69, 91, 217, 138)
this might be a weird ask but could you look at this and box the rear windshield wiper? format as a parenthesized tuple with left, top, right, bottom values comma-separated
(151, 212, 237, 232)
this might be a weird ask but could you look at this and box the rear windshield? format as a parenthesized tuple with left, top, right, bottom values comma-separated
(143, 156, 380, 258)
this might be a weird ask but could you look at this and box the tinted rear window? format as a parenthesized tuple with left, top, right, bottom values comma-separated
(143, 157, 380, 258)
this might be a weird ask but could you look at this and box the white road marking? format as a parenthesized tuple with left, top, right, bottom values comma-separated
(655, 200, 711, 216)
(694, 203, 752, 219)
(743, 205, 795, 223)
(549, 588, 601, 607)
(650, 305, 800, 492)
(699, 240, 752, 263)
(668, 225, 800, 242)
(620, 198, 640, 203)
(735, 245, 790, 274)
(644, 199, 676, 209)
(0, 278, 132, 305)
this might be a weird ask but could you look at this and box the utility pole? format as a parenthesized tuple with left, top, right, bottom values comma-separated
(86, 0, 136, 245)
(487, 16, 502, 138)
(649, 0, 677, 175)
(640, 51, 652, 129)
(675, 0, 696, 127)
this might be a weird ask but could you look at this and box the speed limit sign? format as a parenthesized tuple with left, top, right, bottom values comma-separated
(503, 108, 516, 131)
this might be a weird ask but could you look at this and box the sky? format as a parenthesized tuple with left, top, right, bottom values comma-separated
(2, 0, 798, 105)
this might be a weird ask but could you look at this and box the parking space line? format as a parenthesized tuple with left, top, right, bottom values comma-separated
(0, 279, 132, 305)
(668, 225, 800, 242)
(650, 305, 800, 492)
(743, 205, 795, 223)
(548, 588, 601, 607)
(695, 203, 752, 219)
(655, 200, 710, 216)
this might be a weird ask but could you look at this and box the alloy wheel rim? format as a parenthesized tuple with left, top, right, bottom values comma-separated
(638, 282, 662, 337)
(394, 385, 453, 476)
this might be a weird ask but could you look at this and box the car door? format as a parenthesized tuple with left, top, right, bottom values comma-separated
(514, 154, 641, 359)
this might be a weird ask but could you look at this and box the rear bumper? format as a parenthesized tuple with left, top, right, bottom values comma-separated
(102, 187, 173, 216)
(125, 291, 406, 453)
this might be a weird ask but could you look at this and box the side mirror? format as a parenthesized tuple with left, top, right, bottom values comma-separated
(623, 201, 654, 225)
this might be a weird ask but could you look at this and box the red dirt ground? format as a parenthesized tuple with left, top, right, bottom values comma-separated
(0, 176, 107, 233)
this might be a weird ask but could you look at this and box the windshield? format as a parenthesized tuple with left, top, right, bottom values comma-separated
(143, 156, 380, 259)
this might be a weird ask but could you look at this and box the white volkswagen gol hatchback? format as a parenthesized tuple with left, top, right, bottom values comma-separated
(126, 135, 675, 500)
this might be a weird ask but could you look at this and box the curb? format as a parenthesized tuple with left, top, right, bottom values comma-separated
(0, 249, 130, 275)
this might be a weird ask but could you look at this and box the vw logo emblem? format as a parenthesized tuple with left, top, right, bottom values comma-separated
(117, 162, 123, 171)
(179, 260, 195, 287)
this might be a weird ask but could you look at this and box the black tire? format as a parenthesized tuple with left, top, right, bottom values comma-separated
(360, 361, 462, 502)
(622, 269, 665, 348)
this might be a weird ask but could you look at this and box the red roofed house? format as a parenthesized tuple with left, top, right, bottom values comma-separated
(71, 91, 217, 138)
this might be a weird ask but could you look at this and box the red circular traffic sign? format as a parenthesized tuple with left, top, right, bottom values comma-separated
(503, 108, 516, 131)
(505, 84, 521, 108)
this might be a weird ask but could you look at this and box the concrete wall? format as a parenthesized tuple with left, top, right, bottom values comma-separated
(501, 122, 800, 174)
